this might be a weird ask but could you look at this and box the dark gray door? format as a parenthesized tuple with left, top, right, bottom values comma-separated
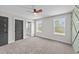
(0, 16, 8, 46)
(15, 20, 23, 41)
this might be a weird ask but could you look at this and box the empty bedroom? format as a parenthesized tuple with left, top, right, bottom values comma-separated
(0, 5, 79, 54)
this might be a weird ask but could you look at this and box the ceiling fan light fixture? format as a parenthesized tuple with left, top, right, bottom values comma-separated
(34, 12, 37, 15)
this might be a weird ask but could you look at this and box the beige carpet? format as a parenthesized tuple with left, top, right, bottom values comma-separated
(0, 37, 74, 54)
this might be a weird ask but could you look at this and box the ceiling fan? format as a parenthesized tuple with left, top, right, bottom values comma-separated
(18, 6, 43, 15)
(33, 9, 42, 13)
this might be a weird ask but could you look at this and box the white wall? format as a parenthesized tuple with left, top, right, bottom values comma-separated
(0, 10, 27, 43)
(35, 13, 72, 44)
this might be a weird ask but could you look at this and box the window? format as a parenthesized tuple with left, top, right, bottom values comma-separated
(36, 20, 42, 33)
(54, 17, 65, 35)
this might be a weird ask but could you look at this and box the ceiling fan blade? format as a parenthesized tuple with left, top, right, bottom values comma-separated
(38, 9, 42, 12)
(35, 9, 42, 13)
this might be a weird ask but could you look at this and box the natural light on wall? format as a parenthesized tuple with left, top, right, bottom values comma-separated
(36, 20, 42, 33)
(54, 17, 65, 35)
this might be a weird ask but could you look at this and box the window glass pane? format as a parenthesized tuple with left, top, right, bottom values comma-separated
(54, 17, 65, 35)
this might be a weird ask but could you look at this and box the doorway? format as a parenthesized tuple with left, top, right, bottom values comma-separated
(26, 22, 31, 36)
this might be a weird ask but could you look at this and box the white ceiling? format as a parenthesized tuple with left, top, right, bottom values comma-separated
(0, 5, 74, 20)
